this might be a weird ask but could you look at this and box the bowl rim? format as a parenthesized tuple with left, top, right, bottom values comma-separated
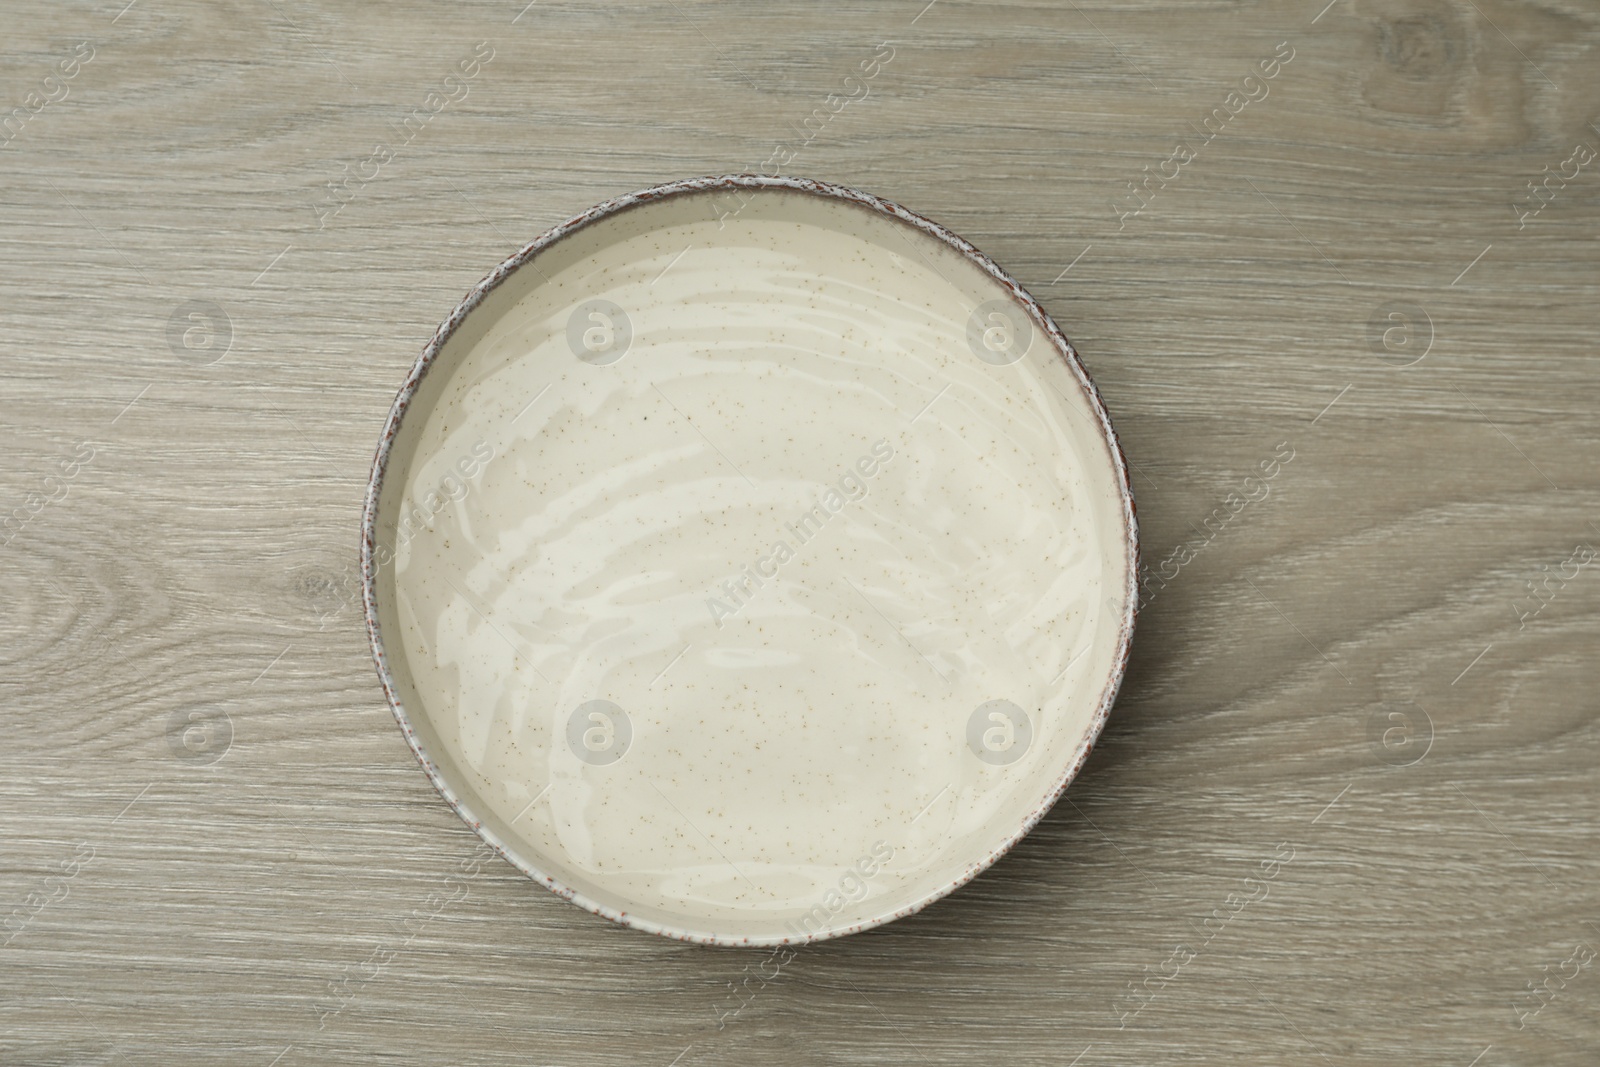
(360, 173, 1140, 947)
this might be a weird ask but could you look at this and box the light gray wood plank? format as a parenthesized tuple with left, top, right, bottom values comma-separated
(3, 0, 1598, 1064)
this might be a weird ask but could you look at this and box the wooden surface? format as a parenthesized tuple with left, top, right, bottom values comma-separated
(3, 0, 1598, 1063)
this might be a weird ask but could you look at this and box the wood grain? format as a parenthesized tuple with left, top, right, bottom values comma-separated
(2, 0, 1598, 1063)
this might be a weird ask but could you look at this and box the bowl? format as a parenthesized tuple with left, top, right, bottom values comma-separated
(362, 175, 1136, 946)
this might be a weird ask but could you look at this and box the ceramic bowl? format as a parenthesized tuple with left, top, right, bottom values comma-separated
(362, 175, 1137, 946)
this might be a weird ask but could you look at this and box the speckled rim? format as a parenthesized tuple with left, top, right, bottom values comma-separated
(361, 174, 1139, 947)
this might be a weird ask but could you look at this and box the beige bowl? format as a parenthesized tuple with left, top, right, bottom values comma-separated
(362, 176, 1137, 946)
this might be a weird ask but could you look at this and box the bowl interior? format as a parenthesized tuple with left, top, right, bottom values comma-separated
(367, 180, 1134, 945)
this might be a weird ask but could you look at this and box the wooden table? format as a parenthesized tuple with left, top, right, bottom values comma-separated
(4, 1, 1597, 1063)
